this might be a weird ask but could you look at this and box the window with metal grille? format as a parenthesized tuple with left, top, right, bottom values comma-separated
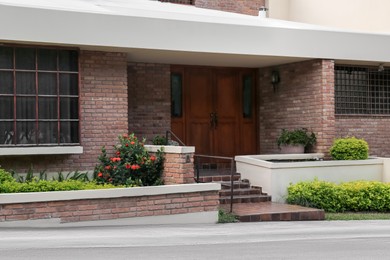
(0, 45, 79, 146)
(159, 0, 194, 5)
(335, 65, 390, 115)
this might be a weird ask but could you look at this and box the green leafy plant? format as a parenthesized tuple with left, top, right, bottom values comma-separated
(152, 135, 168, 145)
(287, 179, 390, 212)
(0, 168, 14, 183)
(218, 209, 238, 223)
(277, 128, 316, 148)
(94, 133, 165, 186)
(329, 137, 369, 160)
(0, 179, 117, 194)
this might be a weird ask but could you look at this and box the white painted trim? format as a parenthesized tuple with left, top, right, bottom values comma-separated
(0, 211, 219, 228)
(0, 146, 83, 156)
(145, 145, 195, 154)
(1, 1, 390, 68)
(0, 183, 221, 205)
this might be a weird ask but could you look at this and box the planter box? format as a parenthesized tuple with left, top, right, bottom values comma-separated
(0, 183, 220, 228)
(235, 154, 387, 203)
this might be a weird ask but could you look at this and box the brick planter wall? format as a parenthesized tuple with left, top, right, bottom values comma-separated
(0, 184, 220, 227)
(259, 59, 335, 155)
(0, 50, 128, 173)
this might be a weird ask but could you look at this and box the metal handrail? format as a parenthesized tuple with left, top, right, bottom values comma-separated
(165, 130, 186, 146)
(194, 154, 235, 213)
(163, 130, 236, 213)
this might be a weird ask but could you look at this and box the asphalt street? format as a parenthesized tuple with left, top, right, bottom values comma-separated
(1, 220, 390, 259)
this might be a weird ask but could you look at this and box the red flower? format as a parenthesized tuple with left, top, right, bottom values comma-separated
(125, 163, 131, 169)
(130, 141, 135, 145)
(109, 178, 113, 182)
(111, 157, 121, 162)
(97, 172, 103, 178)
(125, 143, 129, 147)
(116, 151, 120, 156)
(105, 165, 111, 170)
(150, 155, 156, 162)
(122, 133, 128, 138)
(131, 164, 140, 170)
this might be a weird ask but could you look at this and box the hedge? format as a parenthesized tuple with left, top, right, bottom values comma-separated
(286, 179, 390, 212)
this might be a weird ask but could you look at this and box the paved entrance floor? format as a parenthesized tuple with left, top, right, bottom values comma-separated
(221, 202, 325, 222)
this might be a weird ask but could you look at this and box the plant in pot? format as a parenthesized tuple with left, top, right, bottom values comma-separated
(277, 128, 316, 154)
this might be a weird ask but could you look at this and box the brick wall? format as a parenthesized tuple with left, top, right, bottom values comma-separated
(0, 191, 219, 223)
(128, 63, 171, 142)
(195, 0, 265, 16)
(0, 51, 128, 173)
(259, 59, 336, 155)
(163, 153, 195, 184)
(336, 117, 390, 157)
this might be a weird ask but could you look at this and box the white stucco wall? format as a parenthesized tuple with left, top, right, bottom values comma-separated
(268, 0, 390, 34)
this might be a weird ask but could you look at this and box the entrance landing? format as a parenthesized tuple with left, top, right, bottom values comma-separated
(221, 202, 325, 222)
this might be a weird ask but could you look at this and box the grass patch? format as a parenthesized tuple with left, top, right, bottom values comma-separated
(218, 209, 238, 223)
(326, 212, 390, 221)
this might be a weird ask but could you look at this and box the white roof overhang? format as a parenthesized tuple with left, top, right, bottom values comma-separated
(1, 0, 390, 68)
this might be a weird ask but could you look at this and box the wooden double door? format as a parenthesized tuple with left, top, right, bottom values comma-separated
(171, 66, 257, 157)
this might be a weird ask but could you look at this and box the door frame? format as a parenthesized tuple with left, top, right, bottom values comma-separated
(170, 65, 259, 155)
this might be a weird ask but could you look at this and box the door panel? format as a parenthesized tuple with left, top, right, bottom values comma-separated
(214, 71, 239, 157)
(185, 68, 213, 154)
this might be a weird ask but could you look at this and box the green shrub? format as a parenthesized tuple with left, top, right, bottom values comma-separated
(277, 128, 316, 147)
(329, 137, 369, 160)
(94, 133, 164, 186)
(152, 135, 168, 145)
(287, 179, 390, 212)
(0, 179, 117, 194)
(0, 168, 14, 184)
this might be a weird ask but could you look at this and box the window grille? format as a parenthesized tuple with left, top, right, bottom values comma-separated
(335, 65, 390, 115)
(0, 45, 79, 146)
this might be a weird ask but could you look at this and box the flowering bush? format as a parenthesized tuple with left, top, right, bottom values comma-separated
(94, 133, 164, 186)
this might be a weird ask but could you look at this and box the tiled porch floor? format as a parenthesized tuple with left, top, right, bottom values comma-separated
(221, 202, 325, 222)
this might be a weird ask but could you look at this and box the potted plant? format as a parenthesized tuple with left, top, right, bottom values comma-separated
(277, 128, 316, 154)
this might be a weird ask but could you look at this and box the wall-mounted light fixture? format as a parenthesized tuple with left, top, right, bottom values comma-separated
(271, 70, 280, 92)
(378, 63, 385, 72)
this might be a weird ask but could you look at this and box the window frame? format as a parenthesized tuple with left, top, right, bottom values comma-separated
(0, 44, 81, 148)
(335, 65, 390, 116)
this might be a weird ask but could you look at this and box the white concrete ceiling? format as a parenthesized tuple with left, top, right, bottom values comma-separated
(1, 0, 390, 68)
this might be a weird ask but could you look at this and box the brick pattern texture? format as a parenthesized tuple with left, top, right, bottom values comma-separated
(259, 60, 336, 155)
(163, 153, 195, 184)
(0, 51, 128, 173)
(195, 0, 265, 16)
(336, 117, 390, 157)
(128, 63, 171, 142)
(0, 191, 219, 223)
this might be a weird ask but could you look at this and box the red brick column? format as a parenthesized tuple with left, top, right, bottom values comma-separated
(127, 63, 171, 142)
(145, 145, 195, 185)
(259, 59, 336, 156)
(0, 50, 128, 173)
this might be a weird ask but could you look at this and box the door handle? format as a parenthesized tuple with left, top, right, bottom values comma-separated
(210, 112, 215, 129)
(210, 112, 218, 129)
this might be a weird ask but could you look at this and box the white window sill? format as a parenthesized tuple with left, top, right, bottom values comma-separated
(0, 146, 83, 156)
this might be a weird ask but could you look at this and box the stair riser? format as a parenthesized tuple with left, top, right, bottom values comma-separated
(219, 197, 271, 204)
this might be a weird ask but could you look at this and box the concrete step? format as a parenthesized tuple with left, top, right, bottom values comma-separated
(219, 194, 271, 204)
(197, 174, 240, 183)
(219, 181, 251, 190)
(219, 188, 263, 197)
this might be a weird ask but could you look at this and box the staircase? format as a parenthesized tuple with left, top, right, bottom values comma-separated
(198, 172, 324, 222)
